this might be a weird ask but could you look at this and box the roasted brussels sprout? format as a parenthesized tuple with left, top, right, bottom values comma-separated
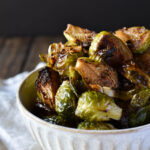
(134, 48, 150, 76)
(39, 43, 64, 68)
(129, 104, 150, 127)
(75, 91, 122, 121)
(55, 80, 77, 117)
(75, 57, 118, 97)
(89, 31, 133, 67)
(40, 43, 84, 76)
(130, 89, 150, 108)
(115, 27, 150, 53)
(43, 115, 67, 126)
(64, 24, 96, 47)
(35, 24, 150, 130)
(52, 47, 84, 76)
(122, 61, 150, 88)
(44, 43, 65, 67)
(77, 121, 115, 130)
(35, 67, 60, 110)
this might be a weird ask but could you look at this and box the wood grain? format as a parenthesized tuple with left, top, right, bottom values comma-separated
(0, 36, 65, 79)
(0, 37, 32, 78)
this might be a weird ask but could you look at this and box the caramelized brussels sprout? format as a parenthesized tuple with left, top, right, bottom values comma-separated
(35, 67, 60, 110)
(75, 57, 118, 89)
(53, 49, 84, 76)
(39, 43, 64, 68)
(43, 115, 67, 126)
(115, 27, 150, 53)
(75, 57, 118, 97)
(47, 43, 64, 67)
(122, 61, 150, 88)
(75, 91, 122, 121)
(77, 121, 115, 130)
(89, 31, 133, 67)
(134, 48, 150, 76)
(64, 24, 96, 47)
(55, 80, 77, 117)
(130, 89, 150, 108)
(40, 43, 84, 76)
(129, 104, 150, 127)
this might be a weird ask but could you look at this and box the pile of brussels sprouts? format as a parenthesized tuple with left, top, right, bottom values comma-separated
(35, 24, 150, 130)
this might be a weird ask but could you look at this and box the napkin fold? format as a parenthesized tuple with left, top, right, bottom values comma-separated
(0, 63, 45, 150)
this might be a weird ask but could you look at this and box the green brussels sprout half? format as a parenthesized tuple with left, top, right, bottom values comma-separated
(43, 115, 67, 126)
(75, 91, 122, 122)
(130, 89, 150, 108)
(129, 104, 150, 127)
(115, 27, 150, 53)
(77, 121, 115, 130)
(75, 57, 118, 97)
(89, 31, 133, 67)
(55, 80, 77, 118)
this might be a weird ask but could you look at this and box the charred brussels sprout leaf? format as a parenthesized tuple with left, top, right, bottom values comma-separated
(43, 115, 67, 126)
(129, 104, 150, 127)
(130, 89, 150, 108)
(77, 121, 115, 130)
(75, 91, 122, 121)
(115, 27, 150, 53)
(55, 81, 77, 117)
(39, 43, 64, 68)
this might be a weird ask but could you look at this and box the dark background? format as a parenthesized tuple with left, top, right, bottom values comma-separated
(0, 0, 149, 36)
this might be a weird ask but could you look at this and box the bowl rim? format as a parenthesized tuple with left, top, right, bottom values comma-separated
(17, 67, 150, 134)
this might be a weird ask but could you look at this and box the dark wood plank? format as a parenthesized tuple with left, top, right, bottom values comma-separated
(0, 37, 32, 78)
(23, 36, 65, 71)
(0, 37, 6, 53)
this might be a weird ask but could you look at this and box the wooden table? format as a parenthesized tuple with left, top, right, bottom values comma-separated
(0, 36, 65, 79)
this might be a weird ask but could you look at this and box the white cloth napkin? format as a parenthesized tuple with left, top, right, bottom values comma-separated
(0, 63, 45, 150)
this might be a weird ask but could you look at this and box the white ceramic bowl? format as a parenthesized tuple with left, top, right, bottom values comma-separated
(17, 67, 150, 150)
